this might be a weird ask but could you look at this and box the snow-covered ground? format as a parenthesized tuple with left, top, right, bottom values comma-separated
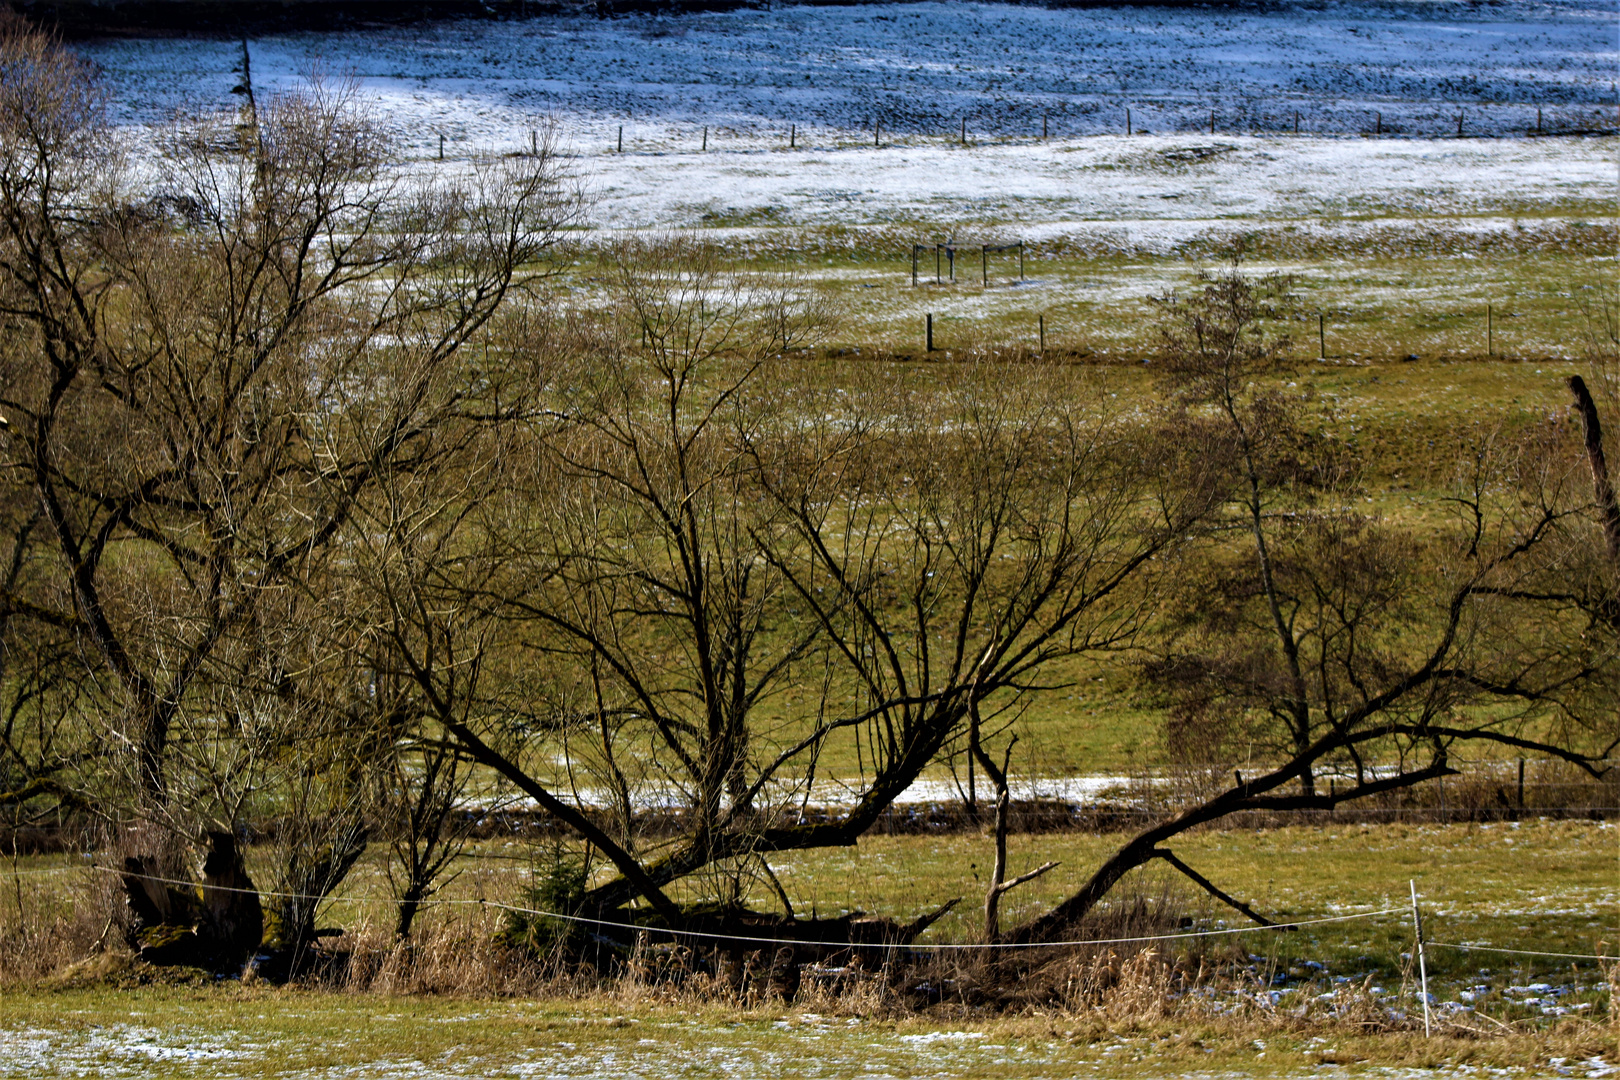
(83, 0, 1620, 142)
(78, 1, 1619, 233)
(558, 134, 1613, 230)
(482, 773, 1140, 813)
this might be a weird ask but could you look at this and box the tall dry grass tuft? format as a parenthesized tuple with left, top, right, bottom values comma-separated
(331, 910, 549, 996)
(1055, 946, 1181, 1021)
(0, 823, 185, 984)
(0, 866, 115, 985)
(0, 910, 103, 984)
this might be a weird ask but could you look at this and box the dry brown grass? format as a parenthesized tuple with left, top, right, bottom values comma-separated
(7, 903, 1618, 1073)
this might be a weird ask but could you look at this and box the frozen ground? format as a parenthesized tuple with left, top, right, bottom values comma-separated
(556, 134, 1614, 231)
(77, 1, 1619, 235)
(2, 1015, 1612, 1079)
(81, 0, 1620, 142)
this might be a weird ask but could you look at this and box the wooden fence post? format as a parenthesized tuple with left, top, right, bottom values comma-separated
(1039, 314, 1045, 354)
(1294, 110, 1299, 134)
(1042, 113, 1048, 139)
(961, 117, 967, 144)
(438, 133, 444, 160)
(702, 126, 708, 151)
(927, 313, 934, 352)
(790, 123, 795, 148)
(1210, 108, 1215, 134)
(1487, 303, 1493, 355)
(618, 125, 623, 152)
(1126, 107, 1131, 135)
(1375, 111, 1382, 135)
(1319, 313, 1326, 359)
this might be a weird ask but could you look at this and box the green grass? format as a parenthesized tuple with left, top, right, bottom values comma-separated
(0, 987, 1108, 1079)
(13, 820, 1613, 991)
(569, 208, 1617, 365)
(763, 819, 1620, 976)
(0, 983, 1610, 1078)
(592, 348, 1600, 778)
(5, 822, 1616, 1075)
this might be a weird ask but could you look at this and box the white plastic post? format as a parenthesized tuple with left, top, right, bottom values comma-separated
(1410, 880, 1431, 1037)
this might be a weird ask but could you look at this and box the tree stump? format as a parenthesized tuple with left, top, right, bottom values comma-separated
(120, 830, 262, 973)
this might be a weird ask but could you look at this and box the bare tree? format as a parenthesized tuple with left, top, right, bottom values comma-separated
(0, 502, 92, 833)
(1008, 266, 1619, 943)
(416, 239, 842, 925)
(736, 358, 1212, 933)
(0, 17, 580, 830)
(451, 316, 1210, 922)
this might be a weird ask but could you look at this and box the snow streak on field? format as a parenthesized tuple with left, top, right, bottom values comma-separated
(79, 1, 1619, 234)
(4, 1014, 1612, 1079)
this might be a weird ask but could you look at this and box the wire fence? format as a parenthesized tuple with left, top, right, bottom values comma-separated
(6, 861, 1609, 965)
(432, 105, 1620, 161)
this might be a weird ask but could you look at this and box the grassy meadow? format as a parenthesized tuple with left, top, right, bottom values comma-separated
(583, 201, 1618, 367)
(0, 983, 1615, 1079)
(5, 819, 1617, 1076)
(11, 819, 1616, 994)
(3, 12, 1618, 1068)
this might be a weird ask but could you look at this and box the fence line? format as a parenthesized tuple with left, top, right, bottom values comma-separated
(10, 864, 1600, 963)
(88, 862, 1407, 952)
(471, 898, 1409, 953)
(526, 107, 1620, 159)
(1429, 941, 1615, 963)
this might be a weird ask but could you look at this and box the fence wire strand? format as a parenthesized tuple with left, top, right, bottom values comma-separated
(1428, 941, 1614, 963)
(3, 863, 1602, 962)
(60, 864, 1415, 953)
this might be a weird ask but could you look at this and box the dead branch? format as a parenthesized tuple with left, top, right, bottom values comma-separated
(1151, 848, 1286, 929)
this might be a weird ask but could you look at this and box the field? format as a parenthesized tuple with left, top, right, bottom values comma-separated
(0, 986, 1614, 1079)
(7, 987, 1613, 1080)
(77, 0, 1620, 785)
(1, 3, 1617, 1074)
(6, 819, 1618, 1076)
(80, 0, 1619, 370)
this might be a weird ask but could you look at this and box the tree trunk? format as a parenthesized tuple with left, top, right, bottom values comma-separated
(1568, 375, 1620, 565)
